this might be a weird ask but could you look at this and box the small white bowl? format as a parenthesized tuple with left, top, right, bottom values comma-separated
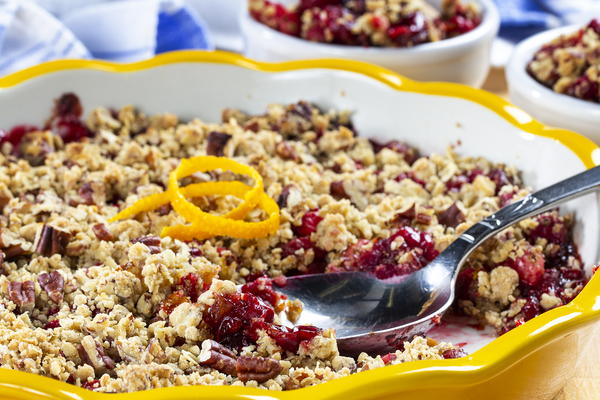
(507, 25, 600, 143)
(240, 0, 499, 87)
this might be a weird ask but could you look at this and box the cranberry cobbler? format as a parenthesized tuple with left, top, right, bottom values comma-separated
(249, 0, 481, 47)
(0, 94, 589, 392)
(527, 19, 600, 103)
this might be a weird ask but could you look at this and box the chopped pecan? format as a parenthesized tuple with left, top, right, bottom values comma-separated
(236, 356, 282, 383)
(275, 141, 299, 161)
(37, 271, 64, 303)
(277, 185, 301, 209)
(437, 203, 465, 228)
(131, 235, 161, 254)
(206, 131, 232, 156)
(78, 336, 115, 372)
(416, 212, 432, 225)
(92, 223, 114, 241)
(199, 339, 237, 376)
(394, 204, 416, 225)
(8, 280, 35, 311)
(330, 181, 349, 199)
(2, 241, 28, 259)
(78, 183, 95, 205)
(35, 225, 71, 256)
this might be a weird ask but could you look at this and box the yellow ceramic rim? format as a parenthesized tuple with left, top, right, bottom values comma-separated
(0, 50, 598, 400)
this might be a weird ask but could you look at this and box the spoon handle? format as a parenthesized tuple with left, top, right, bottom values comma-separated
(444, 165, 600, 278)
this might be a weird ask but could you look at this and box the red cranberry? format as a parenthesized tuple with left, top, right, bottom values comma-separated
(298, 0, 340, 11)
(204, 293, 275, 348)
(565, 75, 599, 102)
(508, 249, 545, 286)
(53, 93, 83, 118)
(303, 6, 360, 45)
(0, 124, 39, 147)
(387, 12, 429, 46)
(336, 227, 437, 279)
(396, 226, 438, 260)
(561, 268, 583, 281)
(50, 117, 90, 143)
(189, 247, 203, 257)
(81, 379, 101, 391)
(588, 18, 600, 35)
(394, 172, 426, 187)
(250, 321, 321, 352)
(442, 348, 467, 359)
(370, 139, 419, 164)
(487, 168, 512, 193)
(282, 237, 314, 257)
(294, 210, 323, 237)
(456, 267, 476, 299)
(241, 277, 282, 306)
(521, 296, 540, 321)
(178, 273, 201, 302)
(446, 169, 483, 192)
(44, 319, 60, 329)
(381, 352, 397, 365)
(526, 213, 567, 245)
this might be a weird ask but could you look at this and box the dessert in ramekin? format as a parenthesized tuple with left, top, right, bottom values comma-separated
(241, 0, 499, 86)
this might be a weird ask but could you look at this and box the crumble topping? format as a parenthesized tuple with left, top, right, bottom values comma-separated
(0, 94, 589, 392)
(527, 19, 600, 103)
(249, 0, 481, 47)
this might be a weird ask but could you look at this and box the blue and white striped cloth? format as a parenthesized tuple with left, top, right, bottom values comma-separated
(496, 0, 600, 42)
(0, 0, 213, 76)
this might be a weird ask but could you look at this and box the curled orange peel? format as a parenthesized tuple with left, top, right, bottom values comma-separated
(108, 156, 279, 240)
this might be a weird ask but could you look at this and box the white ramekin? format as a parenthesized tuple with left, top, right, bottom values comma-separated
(240, 0, 500, 87)
(507, 25, 600, 143)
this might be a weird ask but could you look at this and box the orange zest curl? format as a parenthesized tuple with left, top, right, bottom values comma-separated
(108, 156, 279, 240)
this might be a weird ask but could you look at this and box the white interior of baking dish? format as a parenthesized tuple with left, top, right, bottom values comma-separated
(0, 62, 597, 354)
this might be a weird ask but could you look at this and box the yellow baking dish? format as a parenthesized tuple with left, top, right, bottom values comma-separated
(0, 51, 598, 400)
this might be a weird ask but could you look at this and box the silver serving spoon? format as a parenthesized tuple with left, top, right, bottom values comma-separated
(278, 165, 600, 355)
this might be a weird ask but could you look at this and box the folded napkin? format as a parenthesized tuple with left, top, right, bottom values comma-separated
(0, 0, 213, 76)
(496, 0, 600, 42)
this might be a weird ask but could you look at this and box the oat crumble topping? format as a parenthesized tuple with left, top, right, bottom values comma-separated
(0, 94, 589, 392)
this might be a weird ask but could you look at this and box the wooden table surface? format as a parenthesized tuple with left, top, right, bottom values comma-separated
(482, 68, 600, 400)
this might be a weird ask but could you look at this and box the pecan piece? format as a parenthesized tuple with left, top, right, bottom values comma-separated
(206, 131, 232, 156)
(276, 185, 301, 209)
(131, 235, 161, 254)
(78, 183, 95, 205)
(236, 356, 282, 383)
(37, 271, 64, 303)
(415, 212, 432, 225)
(35, 225, 71, 256)
(78, 336, 115, 372)
(3, 244, 27, 260)
(92, 223, 114, 241)
(199, 339, 237, 376)
(394, 204, 416, 225)
(8, 280, 35, 311)
(275, 141, 299, 161)
(437, 203, 465, 228)
(330, 181, 349, 199)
